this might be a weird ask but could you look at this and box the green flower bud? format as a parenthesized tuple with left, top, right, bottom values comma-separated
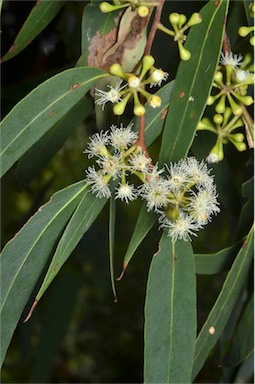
(134, 104, 146, 116)
(110, 63, 125, 78)
(249, 35, 254, 46)
(137, 5, 149, 17)
(214, 70, 223, 83)
(227, 94, 242, 116)
(178, 42, 191, 61)
(213, 113, 224, 125)
(178, 14, 187, 28)
(169, 12, 180, 25)
(166, 205, 179, 220)
(187, 12, 202, 27)
(232, 140, 247, 152)
(207, 95, 215, 105)
(99, 1, 128, 12)
(215, 95, 226, 114)
(209, 139, 224, 162)
(231, 91, 254, 106)
(227, 133, 245, 143)
(113, 95, 130, 115)
(238, 26, 254, 37)
(139, 55, 155, 79)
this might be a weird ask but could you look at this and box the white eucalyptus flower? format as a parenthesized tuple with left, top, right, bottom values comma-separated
(86, 166, 111, 198)
(84, 131, 109, 158)
(95, 81, 126, 110)
(150, 69, 169, 87)
(115, 183, 137, 203)
(109, 124, 138, 150)
(220, 52, 243, 68)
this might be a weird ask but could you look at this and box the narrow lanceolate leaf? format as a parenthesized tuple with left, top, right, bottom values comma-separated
(15, 96, 93, 186)
(144, 234, 196, 383)
(1, 2, 65, 62)
(192, 226, 254, 380)
(0, 67, 107, 177)
(194, 241, 241, 275)
(109, 197, 117, 302)
(0, 180, 88, 367)
(223, 293, 254, 367)
(35, 191, 108, 303)
(159, 0, 229, 164)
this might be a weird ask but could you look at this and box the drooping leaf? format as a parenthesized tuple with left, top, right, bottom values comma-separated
(144, 235, 196, 383)
(192, 225, 254, 380)
(0, 67, 107, 177)
(194, 241, 241, 275)
(35, 190, 108, 303)
(1, 1, 65, 62)
(159, 0, 229, 164)
(15, 96, 93, 186)
(0, 180, 88, 367)
(223, 293, 254, 367)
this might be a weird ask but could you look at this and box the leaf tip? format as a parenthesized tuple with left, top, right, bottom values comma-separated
(23, 300, 38, 323)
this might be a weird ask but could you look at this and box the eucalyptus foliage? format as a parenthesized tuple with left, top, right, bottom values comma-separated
(1, 1, 254, 383)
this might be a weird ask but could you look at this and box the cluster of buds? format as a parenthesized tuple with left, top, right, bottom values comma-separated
(238, 2, 254, 46)
(207, 52, 254, 116)
(99, 0, 158, 18)
(95, 55, 169, 116)
(157, 12, 202, 61)
(84, 125, 220, 242)
(197, 107, 246, 163)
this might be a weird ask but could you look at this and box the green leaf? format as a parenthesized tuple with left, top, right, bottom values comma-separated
(192, 225, 254, 380)
(237, 176, 254, 239)
(194, 241, 241, 275)
(15, 96, 93, 186)
(223, 293, 254, 367)
(0, 180, 87, 367)
(109, 197, 117, 302)
(159, 0, 229, 164)
(1, 2, 65, 62)
(0, 67, 107, 177)
(35, 190, 108, 303)
(144, 235, 196, 383)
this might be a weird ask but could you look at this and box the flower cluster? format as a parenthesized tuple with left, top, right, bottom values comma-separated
(99, 0, 158, 18)
(95, 55, 168, 116)
(157, 12, 202, 61)
(197, 51, 254, 163)
(197, 107, 246, 163)
(207, 52, 254, 116)
(84, 126, 220, 242)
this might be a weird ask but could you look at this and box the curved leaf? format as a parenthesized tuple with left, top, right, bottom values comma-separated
(0, 180, 87, 367)
(194, 241, 241, 275)
(15, 96, 93, 186)
(192, 225, 254, 380)
(159, 0, 229, 164)
(1, 1, 65, 62)
(144, 235, 196, 383)
(35, 191, 108, 303)
(0, 67, 107, 177)
(223, 293, 254, 367)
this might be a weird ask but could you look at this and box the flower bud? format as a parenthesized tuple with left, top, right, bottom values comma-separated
(169, 12, 180, 25)
(231, 91, 254, 106)
(249, 35, 254, 46)
(238, 26, 254, 37)
(228, 133, 245, 143)
(207, 139, 224, 162)
(137, 5, 149, 17)
(178, 42, 191, 61)
(213, 114, 223, 125)
(215, 95, 226, 114)
(166, 205, 179, 220)
(99, 2, 115, 12)
(113, 95, 130, 115)
(232, 141, 247, 152)
(134, 104, 146, 116)
(110, 63, 125, 78)
(187, 12, 202, 27)
(207, 95, 215, 105)
(227, 94, 242, 116)
(214, 70, 223, 83)
(178, 14, 187, 28)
